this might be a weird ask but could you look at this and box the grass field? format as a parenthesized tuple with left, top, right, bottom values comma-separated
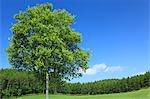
(16, 88, 150, 99)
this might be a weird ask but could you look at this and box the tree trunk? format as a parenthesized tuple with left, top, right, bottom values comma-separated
(46, 72, 49, 99)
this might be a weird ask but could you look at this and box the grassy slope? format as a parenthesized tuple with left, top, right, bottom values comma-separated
(16, 88, 150, 99)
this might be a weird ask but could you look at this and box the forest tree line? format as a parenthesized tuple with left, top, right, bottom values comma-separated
(0, 68, 150, 98)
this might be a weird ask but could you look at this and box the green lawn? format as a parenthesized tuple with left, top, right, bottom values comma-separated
(16, 88, 150, 99)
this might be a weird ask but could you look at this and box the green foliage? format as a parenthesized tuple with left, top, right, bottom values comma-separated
(0, 69, 44, 98)
(6, 3, 90, 80)
(61, 71, 150, 95)
(0, 69, 149, 98)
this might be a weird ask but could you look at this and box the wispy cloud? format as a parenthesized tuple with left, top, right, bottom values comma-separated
(80, 63, 123, 75)
(104, 66, 123, 72)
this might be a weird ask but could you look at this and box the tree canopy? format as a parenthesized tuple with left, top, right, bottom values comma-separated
(6, 3, 90, 80)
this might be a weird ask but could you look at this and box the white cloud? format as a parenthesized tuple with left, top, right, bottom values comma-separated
(78, 68, 96, 75)
(85, 68, 96, 75)
(82, 63, 123, 75)
(93, 64, 107, 70)
(104, 66, 123, 72)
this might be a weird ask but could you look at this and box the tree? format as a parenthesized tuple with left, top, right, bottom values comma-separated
(0, 69, 45, 98)
(6, 3, 90, 99)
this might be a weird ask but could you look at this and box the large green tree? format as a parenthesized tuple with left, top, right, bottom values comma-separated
(6, 3, 90, 99)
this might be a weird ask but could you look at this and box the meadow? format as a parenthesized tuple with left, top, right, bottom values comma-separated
(16, 88, 150, 99)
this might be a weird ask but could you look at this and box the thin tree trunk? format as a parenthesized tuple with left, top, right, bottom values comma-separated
(46, 72, 49, 99)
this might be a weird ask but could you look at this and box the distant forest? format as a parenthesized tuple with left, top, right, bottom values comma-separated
(0, 69, 150, 98)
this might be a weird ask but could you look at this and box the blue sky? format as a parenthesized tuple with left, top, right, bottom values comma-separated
(0, 0, 149, 82)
